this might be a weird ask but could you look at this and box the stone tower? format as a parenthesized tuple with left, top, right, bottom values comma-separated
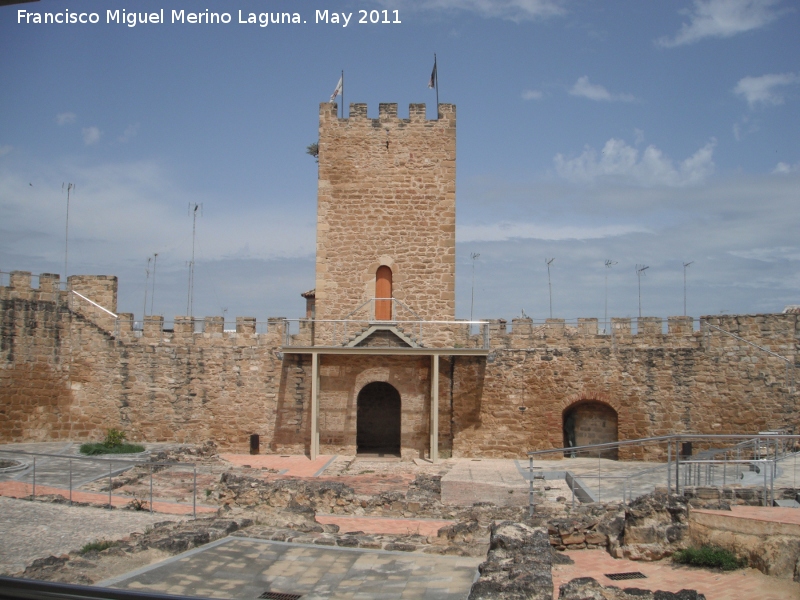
(314, 102, 456, 322)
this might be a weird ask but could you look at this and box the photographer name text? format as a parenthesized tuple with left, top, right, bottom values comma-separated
(17, 8, 402, 28)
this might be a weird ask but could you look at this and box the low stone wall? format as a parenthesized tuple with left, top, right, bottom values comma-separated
(545, 491, 689, 561)
(689, 508, 800, 582)
(468, 522, 555, 600)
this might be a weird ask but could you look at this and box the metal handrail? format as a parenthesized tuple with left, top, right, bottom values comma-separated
(0, 448, 203, 519)
(526, 434, 799, 513)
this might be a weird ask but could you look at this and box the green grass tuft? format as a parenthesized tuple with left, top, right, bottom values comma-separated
(80, 540, 115, 554)
(79, 442, 145, 455)
(672, 545, 745, 571)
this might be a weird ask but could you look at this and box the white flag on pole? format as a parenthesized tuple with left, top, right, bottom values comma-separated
(330, 75, 343, 102)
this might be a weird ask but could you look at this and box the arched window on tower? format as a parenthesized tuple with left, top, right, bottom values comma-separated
(375, 266, 392, 320)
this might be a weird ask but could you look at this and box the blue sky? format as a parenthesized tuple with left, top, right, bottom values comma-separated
(1, 0, 798, 325)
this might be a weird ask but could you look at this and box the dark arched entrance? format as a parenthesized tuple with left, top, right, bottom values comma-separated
(357, 381, 401, 456)
(562, 401, 618, 459)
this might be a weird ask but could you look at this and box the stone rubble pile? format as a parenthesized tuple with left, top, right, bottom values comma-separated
(558, 577, 706, 600)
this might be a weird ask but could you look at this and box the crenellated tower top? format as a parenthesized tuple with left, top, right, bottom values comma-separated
(314, 102, 456, 322)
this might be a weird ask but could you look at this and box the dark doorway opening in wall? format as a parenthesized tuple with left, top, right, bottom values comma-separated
(357, 382, 401, 457)
(562, 401, 619, 459)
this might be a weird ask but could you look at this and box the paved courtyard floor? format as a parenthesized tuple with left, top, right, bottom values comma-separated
(101, 537, 482, 600)
(3, 442, 800, 598)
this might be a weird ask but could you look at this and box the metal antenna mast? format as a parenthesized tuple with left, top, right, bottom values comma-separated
(636, 264, 649, 318)
(546, 258, 555, 319)
(683, 261, 694, 316)
(187, 204, 202, 317)
(150, 253, 158, 315)
(604, 260, 617, 333)
(470, 252, 480, 322)
(143, 257, 151, 322)
(63, 183, 75, 285)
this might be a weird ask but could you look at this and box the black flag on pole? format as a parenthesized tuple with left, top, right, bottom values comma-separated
(428, 58, 437, 89)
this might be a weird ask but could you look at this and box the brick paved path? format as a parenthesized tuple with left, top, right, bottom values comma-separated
(552, 549, 800, 600)
(0, 496, 182, 576)
(0, 481, 216, 516)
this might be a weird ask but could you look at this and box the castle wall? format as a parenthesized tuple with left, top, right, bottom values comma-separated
(1, 275, 797, 458)
(315, 103, 456, 322)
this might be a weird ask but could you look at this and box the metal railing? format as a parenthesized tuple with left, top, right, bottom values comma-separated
(0, 448, 207, 519)
(526, 433, 800, 515)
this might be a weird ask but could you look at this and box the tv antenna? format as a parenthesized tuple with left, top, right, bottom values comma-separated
(150, 253, 159, 315)
(636, 264, 649, 318)
(63, 183, 75, 284)
(604, 260, 617, 333)
(470, 252, 480, 322)
(545, 258, 555, 319)
(187, 203, 203, 317)
(683, 261, 694, 316)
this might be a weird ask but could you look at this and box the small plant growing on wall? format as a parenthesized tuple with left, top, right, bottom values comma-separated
(80, 428, 145, 455)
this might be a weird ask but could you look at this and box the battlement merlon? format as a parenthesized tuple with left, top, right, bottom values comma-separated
(319, 102, 456, 125)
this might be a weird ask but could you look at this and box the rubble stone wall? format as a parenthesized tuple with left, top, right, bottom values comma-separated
(1, 274, 798, 456)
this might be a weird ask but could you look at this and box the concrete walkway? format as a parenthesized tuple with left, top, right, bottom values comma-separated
(101, 536, 482, 600)
(0, 442, 150, 488)
(0, 496, 182, 576)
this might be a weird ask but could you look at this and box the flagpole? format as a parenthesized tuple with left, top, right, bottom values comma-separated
(434, 54, 439, 112)
(341, 69, 344, 118)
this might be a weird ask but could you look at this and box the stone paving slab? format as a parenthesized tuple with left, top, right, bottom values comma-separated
(441, 459, 529, 507)
(552, 548, 800, 600)
(102, 536, 482, 599)
(315, 514, 454, 537)
(0, 496, 183, 576)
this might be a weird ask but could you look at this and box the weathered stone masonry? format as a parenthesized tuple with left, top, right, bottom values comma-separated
(2, 273, 797, 456)
(2, 101, 798, 457)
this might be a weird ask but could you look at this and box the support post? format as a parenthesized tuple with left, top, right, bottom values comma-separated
(431, 354, 439, 463)
(149, 464, 153, 514)
(667, 441, 672, 495)
(310, 352, 319, 460)
(528, 456, 534, 517)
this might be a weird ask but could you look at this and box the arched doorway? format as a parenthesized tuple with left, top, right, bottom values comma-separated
(562, 401, 618, 459)
(357, 381, 401, 456)
(375, 266, 392, 320)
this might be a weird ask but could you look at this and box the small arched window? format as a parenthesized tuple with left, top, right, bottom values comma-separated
(375, 266, 392, 320)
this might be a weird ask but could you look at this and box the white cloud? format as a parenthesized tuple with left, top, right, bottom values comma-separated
(773, 161, 799, 174)
(118, 123, 140, 143)
(657, 0, 782, 47)
(521, 89, 543, 100)
(381, 0, 567, 21)
(554, 138, 716, 187)
(56, 112, 76, 126)
(569, 76, 636, 102)
(459, 221, 648, 242)
(734, 72, 799, 107)
(0, 145, 12, 157)
(82, 126, 102, 145)
(728, 246, 800, 262)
